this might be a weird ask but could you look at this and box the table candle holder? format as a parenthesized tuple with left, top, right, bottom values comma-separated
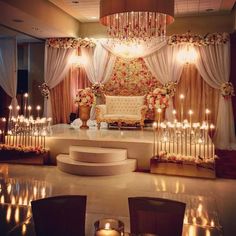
(94, 218, 124, 236)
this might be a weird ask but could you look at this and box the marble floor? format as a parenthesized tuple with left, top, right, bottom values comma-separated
(0, 164, 235, 236)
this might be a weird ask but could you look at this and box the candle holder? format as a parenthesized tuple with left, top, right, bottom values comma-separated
(94, 218, 124, 236)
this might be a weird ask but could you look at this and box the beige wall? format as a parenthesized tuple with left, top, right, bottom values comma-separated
(79, 13, 235, 38)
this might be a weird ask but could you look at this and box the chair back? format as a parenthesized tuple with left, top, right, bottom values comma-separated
(128, 197, 186, 236)
(31, 195, 87, 236)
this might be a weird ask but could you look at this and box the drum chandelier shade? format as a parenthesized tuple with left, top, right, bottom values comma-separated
(100, 0, 175, 41)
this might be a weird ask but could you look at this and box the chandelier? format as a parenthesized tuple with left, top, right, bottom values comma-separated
(100, 0, 175, 42)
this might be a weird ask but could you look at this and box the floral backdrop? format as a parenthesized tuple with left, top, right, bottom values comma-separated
(103, 57, 160, 96)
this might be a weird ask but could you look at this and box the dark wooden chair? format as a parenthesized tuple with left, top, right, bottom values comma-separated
(31, 195, 87, 236)
(128, 197, 186, 236)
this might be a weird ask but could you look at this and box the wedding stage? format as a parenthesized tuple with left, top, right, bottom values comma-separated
(45, 122, 216, 178)
(46, 123, 153, 170)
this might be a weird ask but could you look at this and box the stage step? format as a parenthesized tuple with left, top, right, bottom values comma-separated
(69, 146, 127, 163)
(57, 154, 137, 176)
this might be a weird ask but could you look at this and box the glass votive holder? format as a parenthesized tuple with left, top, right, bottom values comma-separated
(94, 218, 124, 236)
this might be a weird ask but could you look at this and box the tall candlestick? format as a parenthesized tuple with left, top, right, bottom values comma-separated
(172, 109, 177, 120)
(16, 105, 20, 117)
(152, 122, 157, 157)
(36, 106, 41, 118)
(179, 94, 185, 122)
(188, 110, 193, 126)
(205, 109, 210, 124)
(28, 106, 32, 118)
(23, 93, 28, 117)
(8, 105, 13, 121)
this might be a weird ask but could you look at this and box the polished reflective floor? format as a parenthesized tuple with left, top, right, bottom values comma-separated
(0, 164, 235, 236)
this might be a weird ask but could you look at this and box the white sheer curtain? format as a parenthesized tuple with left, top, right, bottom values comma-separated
(144, 45, 185, 120)
(81, 42, 116, 84)
(195, 42, 235, 149)
(44, 46, 75, 117)
(0, 38, 18, 114)
(81, 42, 116, 119)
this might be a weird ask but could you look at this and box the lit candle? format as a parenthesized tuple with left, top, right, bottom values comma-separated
(16, 105, 20, 117)
(36, 105, 41, 118)
(152, 122, 157, 157)
(188, 110, 193, 127)
(27, 106, 32, 118)
(95, 223, 120, 236)
(23, 93, 28, 117)
(179, 94, 185, 122)
(9, 105, 13, 120)
(205, 109, 210, 124)
(172, 109, 177, 120)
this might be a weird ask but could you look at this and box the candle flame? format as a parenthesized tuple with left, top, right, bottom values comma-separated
(180, 94, 185, 99)
(205, 109, 210, 114)
(104, 222, 110, 230)
(152, 122, 158, 129)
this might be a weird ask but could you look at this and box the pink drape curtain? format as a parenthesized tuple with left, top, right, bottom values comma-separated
(51, 67, 91, 124)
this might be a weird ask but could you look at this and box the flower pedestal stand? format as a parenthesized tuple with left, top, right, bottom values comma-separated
(0, 149, 50, 165)
(150, 156, 216, 179)
(79, 106, 91, 129)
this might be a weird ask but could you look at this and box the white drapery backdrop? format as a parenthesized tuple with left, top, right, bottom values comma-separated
(81, 42, 117, 119)
(144, 44, 185, 120)
(195, 42, 235, 149)
(44, 46, 75, 117)
(0, 38, 18, 115)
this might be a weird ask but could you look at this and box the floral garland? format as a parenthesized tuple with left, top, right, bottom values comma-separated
(162, 81, 177, 98)
(155, 151, 215, 169)
(74, 87, 95, 107)
(146, 87, 170, 110)
(46, 38, 96, 49)
(39, 83, 50, 99)
(220, 82, 235, 99)
(168, 32, 229, 46)
(0, 144, 48, 155)
(91, 83, 104, 98)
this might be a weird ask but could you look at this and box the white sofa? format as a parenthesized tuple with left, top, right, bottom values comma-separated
(95, 95, 147, 129)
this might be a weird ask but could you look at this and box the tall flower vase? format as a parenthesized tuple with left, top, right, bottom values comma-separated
(79, 106, 91, 129)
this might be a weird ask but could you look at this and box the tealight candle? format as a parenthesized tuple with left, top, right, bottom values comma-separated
(94, 219, 124, 236)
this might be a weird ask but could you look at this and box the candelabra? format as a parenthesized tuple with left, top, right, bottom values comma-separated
(0, 93, 51, 150)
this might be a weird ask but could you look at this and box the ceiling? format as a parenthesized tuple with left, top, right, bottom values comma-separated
(0, 0, 235, 40)
(49, 0, 236, 22)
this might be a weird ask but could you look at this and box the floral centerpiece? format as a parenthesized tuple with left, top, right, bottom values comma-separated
(146, 87, 170, 110)
(74, 87, 95, 107)
(74, 87, 95, 129)
(220, 82, 235, 99)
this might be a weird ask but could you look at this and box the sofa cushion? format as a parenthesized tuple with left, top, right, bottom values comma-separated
(106, 96, 145, 115)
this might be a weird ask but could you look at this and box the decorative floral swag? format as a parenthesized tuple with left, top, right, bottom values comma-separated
(168, 32, 229, 46)
(220, 82, 235, 99)
(46, 38, 96, 49)
(39, 83, 50, 99)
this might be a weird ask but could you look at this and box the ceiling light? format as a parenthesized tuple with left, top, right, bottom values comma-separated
(100, 0, 175, 42)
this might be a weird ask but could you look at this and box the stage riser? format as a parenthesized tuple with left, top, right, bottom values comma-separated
(70, 146, 127, 163)
(47, 138, 153, 170)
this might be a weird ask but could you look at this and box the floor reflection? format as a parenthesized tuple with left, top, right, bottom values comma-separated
(0, 172, 224, 236)
(0, 177, 52, 235)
